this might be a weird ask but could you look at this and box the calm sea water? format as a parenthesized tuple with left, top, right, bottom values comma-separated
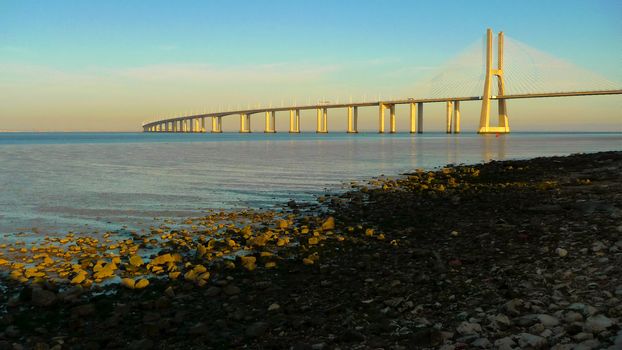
(0, 132, 620, 235)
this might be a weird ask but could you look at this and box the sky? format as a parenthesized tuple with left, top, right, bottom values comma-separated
(0, 0, 621, 132)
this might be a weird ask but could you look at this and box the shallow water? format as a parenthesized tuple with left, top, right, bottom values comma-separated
(0, 132, 620, 235)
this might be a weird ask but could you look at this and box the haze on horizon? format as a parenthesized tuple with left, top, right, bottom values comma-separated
(0, 0, 621, 132)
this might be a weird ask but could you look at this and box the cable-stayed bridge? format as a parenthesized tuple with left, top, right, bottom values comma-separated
(142, 29, 622, 134)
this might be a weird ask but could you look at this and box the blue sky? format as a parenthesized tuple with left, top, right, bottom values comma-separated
(0, 0, 620, 131)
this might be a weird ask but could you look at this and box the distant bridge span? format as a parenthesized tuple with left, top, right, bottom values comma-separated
(142, 29, 622, 134)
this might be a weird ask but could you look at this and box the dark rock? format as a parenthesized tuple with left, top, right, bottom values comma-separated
(245, 322, 269, 338)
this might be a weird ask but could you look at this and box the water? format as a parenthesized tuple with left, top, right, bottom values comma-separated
(0, 132, 620, 235)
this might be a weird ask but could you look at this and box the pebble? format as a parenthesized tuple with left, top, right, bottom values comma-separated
(268, 303, 280, 312)
(222, 285, 240, 296)
(493, 337, 516, 350)
(518, 333, 547, 349)
(205, 286, 221, 297)
(471, 337, 491, 348)
(246, 322, 269, 338)
(494, 313, 510, 325)
(583, 314, 613, 333)
(456, 321, 481, 335)
(31, 288, 56, 307)
(555, 247, 568, 257)
(537, 314, 559, 328)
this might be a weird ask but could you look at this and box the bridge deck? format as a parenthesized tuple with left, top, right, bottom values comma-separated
(143, 89, 622, 128)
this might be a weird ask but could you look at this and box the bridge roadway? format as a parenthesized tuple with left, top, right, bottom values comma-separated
(142, 89, 622, 134)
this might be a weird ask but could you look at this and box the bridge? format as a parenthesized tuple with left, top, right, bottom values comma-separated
(142, 29, 622, 134)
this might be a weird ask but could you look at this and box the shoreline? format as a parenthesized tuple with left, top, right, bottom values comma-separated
(1, 151, 621, 349)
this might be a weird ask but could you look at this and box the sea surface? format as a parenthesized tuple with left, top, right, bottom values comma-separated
(0, 132, 620, 236)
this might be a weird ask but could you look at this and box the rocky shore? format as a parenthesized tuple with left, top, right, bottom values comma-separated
(0, 151, 621, 349)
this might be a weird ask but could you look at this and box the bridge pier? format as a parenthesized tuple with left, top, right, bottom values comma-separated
(322, 108, 328, 133)
(240, 113, 251, 133)
(417, 103, 424, 134)
(378, 103, 386, 133)
(453, 101, 461, 134)
(347, 106, 355, 133)
(409, 102, 416, 133)
(389, 104, 396, 133)
(211, 116, 223, 133)
(289, 109, 300, 133)
(264, 111, 276, 133)
(446, 101, 453, 134)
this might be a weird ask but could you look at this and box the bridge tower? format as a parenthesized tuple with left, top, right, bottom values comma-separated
(479, 28, 510, 134)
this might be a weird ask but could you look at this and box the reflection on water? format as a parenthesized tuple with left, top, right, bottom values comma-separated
(0, 132, 619, 235)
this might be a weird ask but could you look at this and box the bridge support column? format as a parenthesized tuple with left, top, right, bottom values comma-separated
(316, 108, 323, 133)
(322, 108, 328, 133)
(200, 118, 205, 132)
(409, 102, 416, 133)
(264, 111, 276, 133)
(446, 101, 453, 134)
(453, 101, 461, 134)
(378, 103, 385, 133)
(347, 106, 355, 133)
(295, 109, 300, 132)
(389, 104, 396, 133)
(353, 106, 358, 133)
(240, 113, 251, 133)
(417, 103, 423, 134)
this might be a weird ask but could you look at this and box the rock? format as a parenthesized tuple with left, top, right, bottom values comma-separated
(564, 311, 583, 323)
(574, 339, 601, 350)
(268, 303, 280, 312)
(592, 241, 606, 252)
(311, 343, 326, 350)
(384, 297, 403, 308)
(205, 286, 221, 297)
(71, 304, 96, 318)
(0, 341, 11, 350)
(222, 285, 240, 296)
(555, 248, 568, 257)
(573, 332, 593, 341)
(410, 328, 443, 347)
(164, 286, 175, 298)
(129, 339, 154, 350)
(340, 329, 365, 342)
(493, 337, 516, 350)
(5, 325, 19, 338)
(504, 298, 524, 315)
(456, 321, 482, 335)
(31, 288, 56, 307)
(537, 314, 559, 328)
(518, 333, 547, 349)
(567, 303, 597, 317)
(188, 322, 209, 335)
(471, 337, 491, 348)
(246, 322, 269, 338)
(493, 314, 511, 328)
(583, 314, 613, 333)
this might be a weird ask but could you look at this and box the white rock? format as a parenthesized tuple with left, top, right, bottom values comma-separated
(583, 314, 613, 333)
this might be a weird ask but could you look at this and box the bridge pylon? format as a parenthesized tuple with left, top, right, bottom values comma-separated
(479, 28, 510, 134)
